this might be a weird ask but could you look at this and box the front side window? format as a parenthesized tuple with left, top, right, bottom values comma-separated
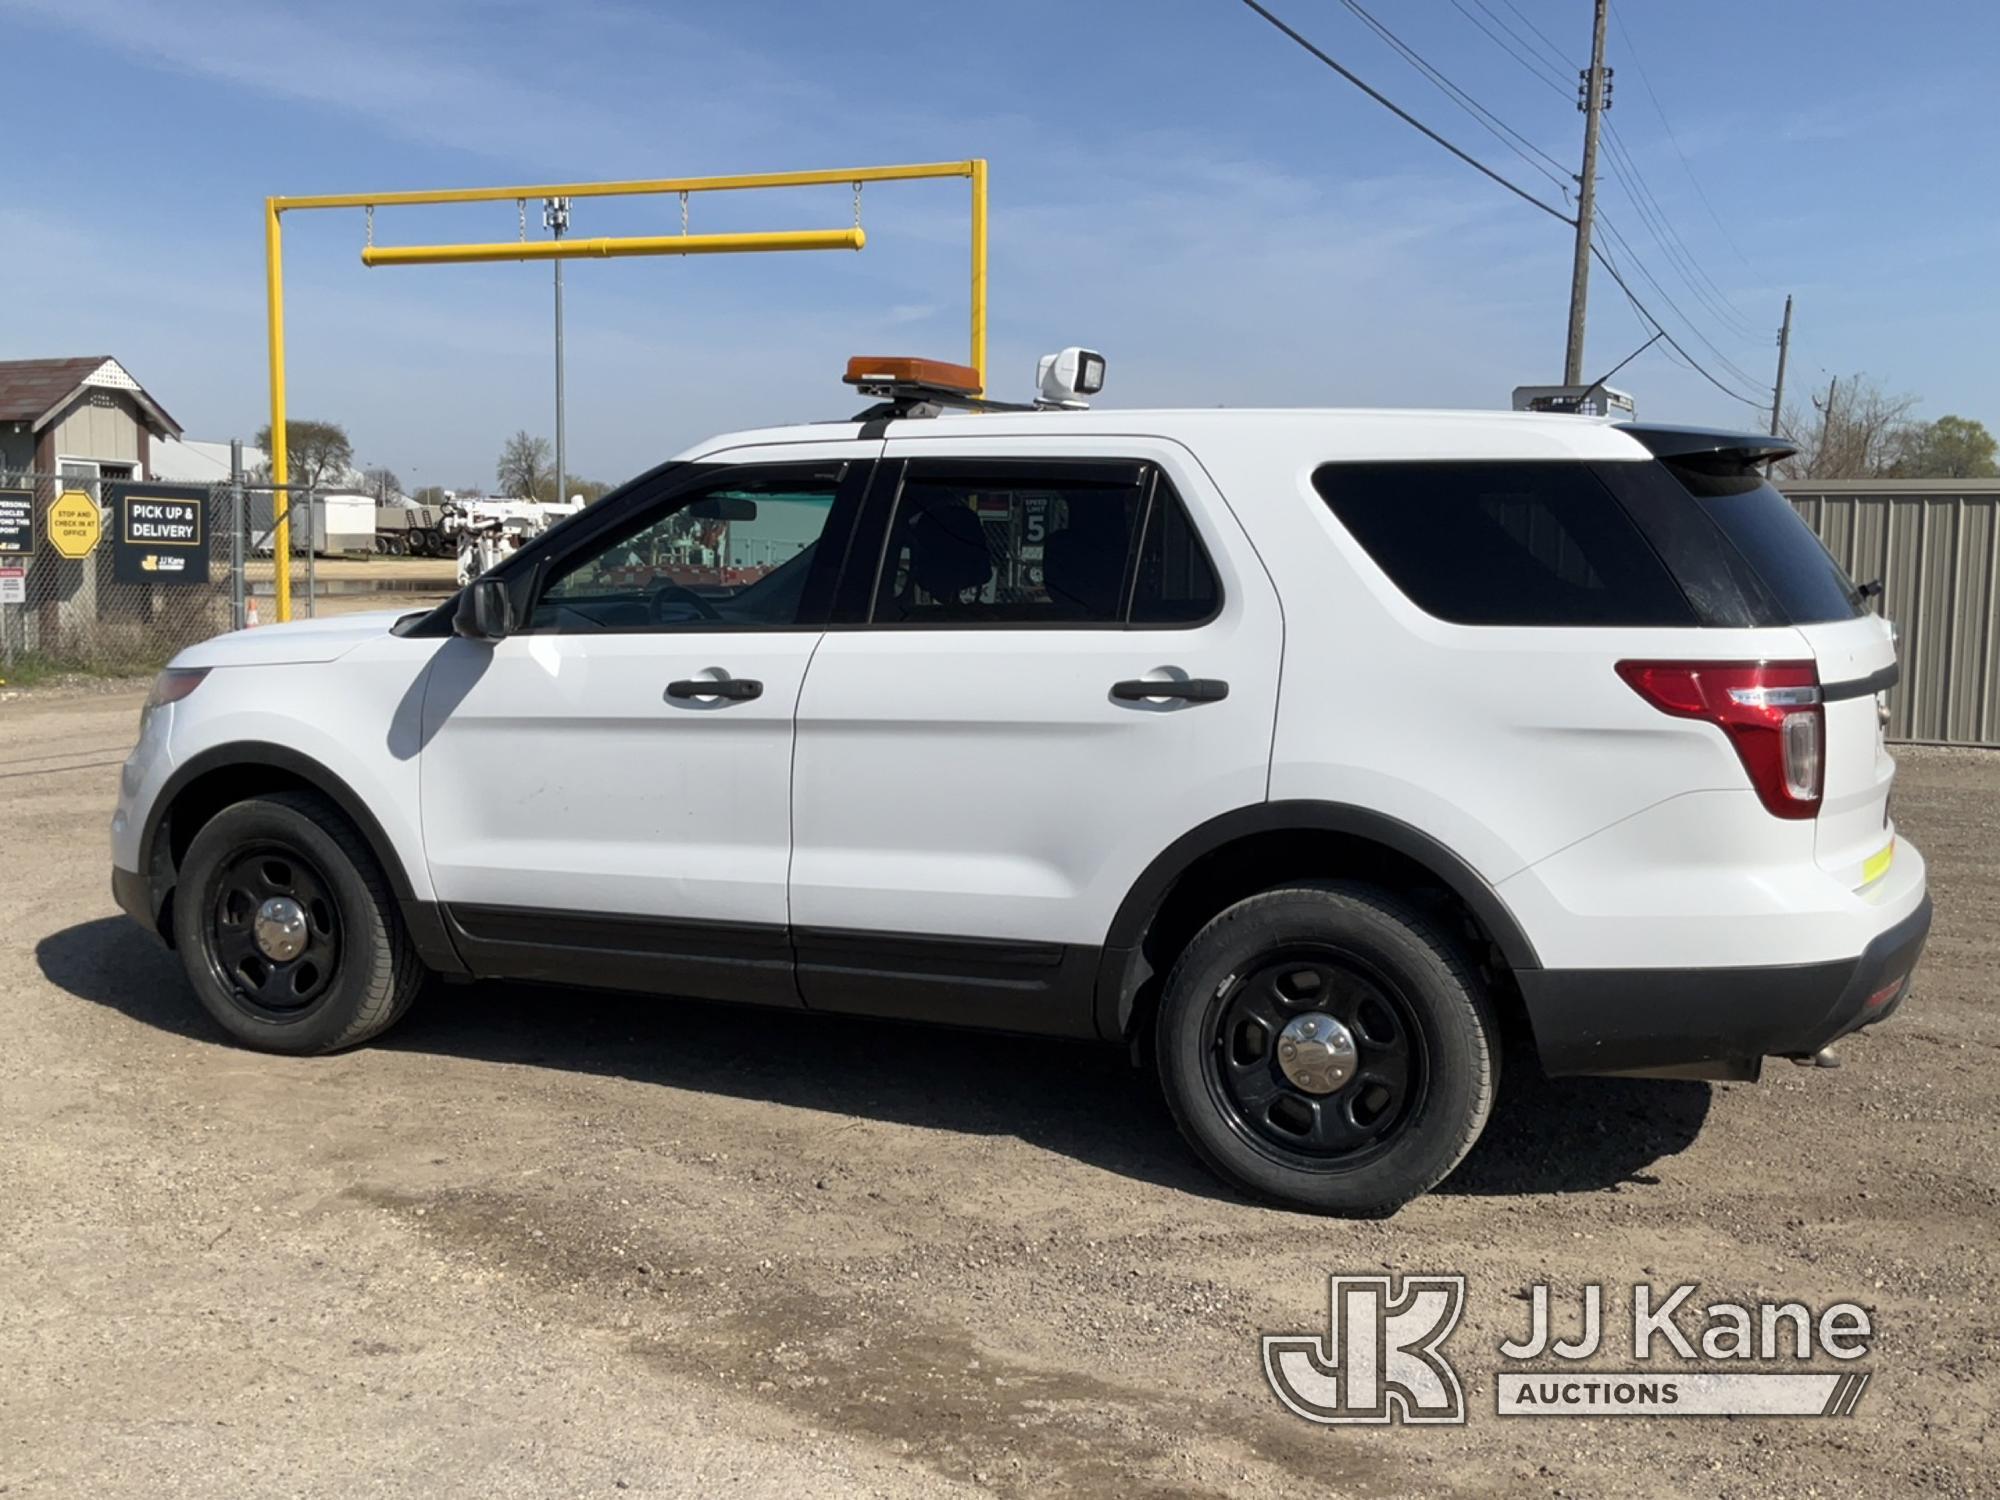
(529, 469, 841, 631)
(1313, 461, 1697, 627)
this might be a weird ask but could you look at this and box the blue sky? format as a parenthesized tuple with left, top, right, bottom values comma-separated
(3, 0, 1993, 491)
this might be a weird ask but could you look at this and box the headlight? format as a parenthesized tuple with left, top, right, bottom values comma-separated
(143, 667, 209, 714)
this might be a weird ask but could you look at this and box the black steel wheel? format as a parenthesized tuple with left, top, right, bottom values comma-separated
(172, 790, 425, 1055)
(1204, 946, 1425, 1168)
(1156, 882, 1499, 1216)
(201, 843, 343, 1021)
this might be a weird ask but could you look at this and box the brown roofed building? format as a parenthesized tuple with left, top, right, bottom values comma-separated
(0, 356, 182, 483)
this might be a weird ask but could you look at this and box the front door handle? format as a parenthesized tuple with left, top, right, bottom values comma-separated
(667, 677, 763, 701)
(1111, 677, 1229, 703)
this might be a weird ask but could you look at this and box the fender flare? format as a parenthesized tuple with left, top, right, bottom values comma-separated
(1093, 800, 1540, 1036)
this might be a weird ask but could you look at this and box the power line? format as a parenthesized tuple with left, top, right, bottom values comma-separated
(1599, 123, 1763, 341)
(1235, 0, 1769, 412)
(1590, 234, 1767, 409)
(1336, 0, 1572, 189)
(1609, 3, 1754, 269)
(1236, 0, 1577, 225)
(1447, 0, 1572, 97)
(1593, 207, 1765, 391)
(1493, 0, 1578, 72)
(1435, 0, 1768, 364)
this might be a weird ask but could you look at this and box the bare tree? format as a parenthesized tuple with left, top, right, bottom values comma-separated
(252, 419, 354, 492)
(1773, 375, 1921, 480)
(496, 431, 553, 499)
(360, 466, 404, 500)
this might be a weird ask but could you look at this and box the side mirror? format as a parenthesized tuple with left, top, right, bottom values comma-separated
(453, 577, 513, 642)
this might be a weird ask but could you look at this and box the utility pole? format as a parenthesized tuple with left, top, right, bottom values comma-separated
(1769, 294, 1794, 437)
(543, 196, 570, 504)
(1562, 0, 1611, 385)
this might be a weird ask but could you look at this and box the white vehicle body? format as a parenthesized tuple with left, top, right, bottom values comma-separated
(114, 402, 1929, 1101)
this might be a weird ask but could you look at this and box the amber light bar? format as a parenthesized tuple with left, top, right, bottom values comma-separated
(843, 355, 984, 395)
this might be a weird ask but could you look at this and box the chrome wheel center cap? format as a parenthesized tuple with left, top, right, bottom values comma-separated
(1277, 1012, 1358, 1095)
(253, 896, 309, 962)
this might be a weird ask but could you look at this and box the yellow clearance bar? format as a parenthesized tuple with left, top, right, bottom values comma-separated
(264, 158, 988, 621)
(362, 227, 865, 267)
(279, 160, 977, 212)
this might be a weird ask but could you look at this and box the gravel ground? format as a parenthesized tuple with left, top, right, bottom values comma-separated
(1, 688, 1993, 1497)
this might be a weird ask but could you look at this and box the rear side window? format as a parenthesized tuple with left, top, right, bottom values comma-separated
(868, 460, 1220, 627)
(873, 463, 1147, 624)
(1663, 460, 1865, 623)
(1130, 481, 1220, 624)
(1312, 461, 1696, 626)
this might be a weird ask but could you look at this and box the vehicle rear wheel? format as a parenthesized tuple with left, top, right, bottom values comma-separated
(1155, 881, 1498, 1216)
(172, 790, 424, 1055)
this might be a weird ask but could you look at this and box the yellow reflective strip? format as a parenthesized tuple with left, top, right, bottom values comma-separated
(1861, 840, 1895, 886)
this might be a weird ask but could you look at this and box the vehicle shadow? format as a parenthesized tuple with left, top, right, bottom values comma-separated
(38, 916, 1710, 1207)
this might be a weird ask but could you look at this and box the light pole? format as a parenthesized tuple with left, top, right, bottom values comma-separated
(542, 196, 570, 503)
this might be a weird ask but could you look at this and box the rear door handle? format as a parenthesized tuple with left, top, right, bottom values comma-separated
(1111, 677, 1229, 703)
(667, 677, 763, 701)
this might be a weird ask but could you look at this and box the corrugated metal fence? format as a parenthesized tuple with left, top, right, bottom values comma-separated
(1783, 480, 2000, 747)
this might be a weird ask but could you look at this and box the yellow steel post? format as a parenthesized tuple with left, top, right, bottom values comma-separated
(264, 197, 291, 624)
(262, 161, 989, 602)
(969, 159, 988, 393)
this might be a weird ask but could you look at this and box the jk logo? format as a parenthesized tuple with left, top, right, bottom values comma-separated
(1263, 1275, 1467, 1425)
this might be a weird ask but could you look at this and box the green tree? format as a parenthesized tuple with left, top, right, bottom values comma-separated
(1891, 414, 1999, 479)
(253, 419, 354, 492)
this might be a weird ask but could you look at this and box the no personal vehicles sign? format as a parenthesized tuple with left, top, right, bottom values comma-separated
(0, 490, 31, 554)
(108, 483, 210, 586)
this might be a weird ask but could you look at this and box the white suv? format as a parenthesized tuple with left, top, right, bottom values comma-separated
(111, 374, 1930, 1214)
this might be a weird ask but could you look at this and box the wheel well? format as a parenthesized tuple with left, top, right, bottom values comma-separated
(1119, 828, 1529, 1045)
(162, 765, 324, 872)
(149, 754, 423, 949)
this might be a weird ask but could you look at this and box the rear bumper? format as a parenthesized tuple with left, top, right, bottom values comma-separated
(1518, 893, 1931, 1078)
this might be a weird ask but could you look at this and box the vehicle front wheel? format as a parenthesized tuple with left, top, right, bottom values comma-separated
(1155, 882, 1499, 1216)
(171, 790, 425, 1055)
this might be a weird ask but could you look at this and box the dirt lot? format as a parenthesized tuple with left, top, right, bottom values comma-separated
(2, 686, 1994, 1498)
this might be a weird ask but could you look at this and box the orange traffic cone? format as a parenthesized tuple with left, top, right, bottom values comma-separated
(246, 597, 260, 628)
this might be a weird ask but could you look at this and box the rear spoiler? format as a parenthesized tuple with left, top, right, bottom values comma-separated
(1617, 423, 1796, 467)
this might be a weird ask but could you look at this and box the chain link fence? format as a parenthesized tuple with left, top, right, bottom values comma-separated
(0, 470, 328, 680)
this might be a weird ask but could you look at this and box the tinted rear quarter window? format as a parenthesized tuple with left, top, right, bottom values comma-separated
(1664, 459, 1865, 623)
(1312, 461, 1696, 626)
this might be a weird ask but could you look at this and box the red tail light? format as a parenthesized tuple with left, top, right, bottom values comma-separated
(1616, 660, 1824, 819)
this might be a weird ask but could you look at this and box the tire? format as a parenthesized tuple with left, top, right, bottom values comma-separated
(1155, 882, 1499, 1216)
(172, 790, 425, 1055)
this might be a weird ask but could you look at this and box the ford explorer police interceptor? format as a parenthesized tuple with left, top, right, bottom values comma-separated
(111, 351, 1928, 1214)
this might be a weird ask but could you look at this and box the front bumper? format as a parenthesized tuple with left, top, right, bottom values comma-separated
(113, 864, 161, 939)
(1517, 893, 1932, 1078)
